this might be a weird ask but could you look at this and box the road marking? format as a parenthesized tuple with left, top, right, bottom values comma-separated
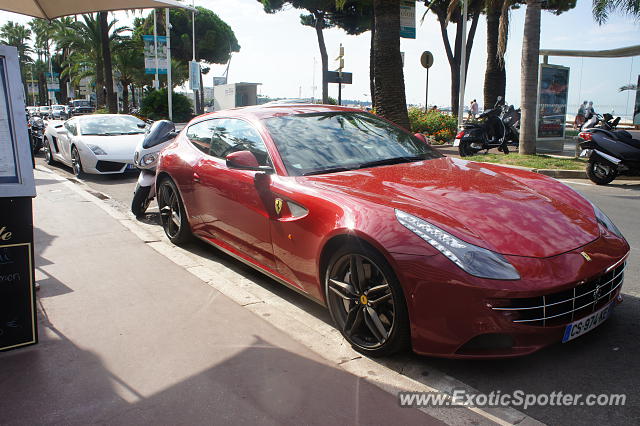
(35, 165, 540, 426)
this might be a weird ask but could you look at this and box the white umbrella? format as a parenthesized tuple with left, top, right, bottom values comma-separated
(0, 0, 193, 20)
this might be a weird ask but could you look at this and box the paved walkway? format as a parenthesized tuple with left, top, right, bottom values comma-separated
(0, 170, 440, 425)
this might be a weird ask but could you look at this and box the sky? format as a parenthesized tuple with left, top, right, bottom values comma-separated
(1, 0, 639, 117)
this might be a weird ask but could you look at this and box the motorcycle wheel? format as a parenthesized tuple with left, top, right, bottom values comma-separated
(586, 157, 618, 185)
(131, 184, 152, 218)
(458, 140, 481, 157)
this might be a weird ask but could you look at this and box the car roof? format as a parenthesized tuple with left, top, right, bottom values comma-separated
(193, 104, 363, 123)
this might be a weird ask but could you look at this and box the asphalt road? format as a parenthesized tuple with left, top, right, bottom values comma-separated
(35, 153, 640, 425)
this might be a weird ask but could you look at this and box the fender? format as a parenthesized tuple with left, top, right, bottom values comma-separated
(137, 169, 156, 187)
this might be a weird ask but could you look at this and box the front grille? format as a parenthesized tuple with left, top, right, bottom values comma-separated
(491, 259, 626, 327)
(96, 161, 125, 172)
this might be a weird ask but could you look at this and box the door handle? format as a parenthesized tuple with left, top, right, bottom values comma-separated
(193, 172, 201, 183)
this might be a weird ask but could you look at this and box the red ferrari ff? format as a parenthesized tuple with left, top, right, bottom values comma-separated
(155, 104, 629, 358)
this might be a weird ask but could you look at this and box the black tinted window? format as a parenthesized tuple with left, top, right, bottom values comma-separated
(263, 112, 442, 176)
(186, 120, 216, 154)
(210, 119, 270, 166)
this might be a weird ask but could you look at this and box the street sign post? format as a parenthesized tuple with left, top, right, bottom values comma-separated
(420, 51, 434, 111)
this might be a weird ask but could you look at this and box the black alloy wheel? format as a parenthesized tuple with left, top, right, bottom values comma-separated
(586, 157, 618, 185)
(325, 245, 409, 357)
(157, 178, 192, 245)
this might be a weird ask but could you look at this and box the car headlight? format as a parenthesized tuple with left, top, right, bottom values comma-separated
(87, 144, 107, 155)
(141, 153, 157, 166)
(591, 202, 624, 240)
(395, 210, 520, 280)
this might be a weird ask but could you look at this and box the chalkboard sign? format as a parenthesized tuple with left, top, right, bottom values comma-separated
(0, 197, 37, 351)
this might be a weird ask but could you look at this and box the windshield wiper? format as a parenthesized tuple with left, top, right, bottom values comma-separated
(303, 166, 354, 176)
(357, 156, 424, 169)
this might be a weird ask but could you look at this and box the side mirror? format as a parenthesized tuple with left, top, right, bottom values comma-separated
(226, 150, 273, 173)
(497, 96, 503, 101)
(414, 133, 430, 144)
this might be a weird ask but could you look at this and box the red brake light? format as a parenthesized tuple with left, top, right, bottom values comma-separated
(579, 132, 592, 141)
(455, 131, 465, 139)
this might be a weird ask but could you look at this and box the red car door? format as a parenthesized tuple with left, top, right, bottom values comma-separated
(191, 118, 276, 270)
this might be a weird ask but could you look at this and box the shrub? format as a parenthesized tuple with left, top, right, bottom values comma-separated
(140, 89, 193, 123)
(407, 106, 457, 144)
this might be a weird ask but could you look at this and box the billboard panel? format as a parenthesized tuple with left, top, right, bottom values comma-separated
(537, 64, 569, 139)
(143, 35, 168, 75)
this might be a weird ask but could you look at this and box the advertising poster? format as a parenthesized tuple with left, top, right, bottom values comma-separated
(537, 64, 570, 139)
(189, 60, 201, 91)
(143, 35, 168, 75)
(634, 74, 640, 126)
(0, 58, 18, 183)
(400, 1, 416, 39)
(45, 72, 60, 92)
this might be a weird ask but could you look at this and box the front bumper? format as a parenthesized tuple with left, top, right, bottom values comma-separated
(391, 234, 629, 358)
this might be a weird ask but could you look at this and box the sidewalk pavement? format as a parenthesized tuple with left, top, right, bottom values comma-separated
(0, 169, 440, 425)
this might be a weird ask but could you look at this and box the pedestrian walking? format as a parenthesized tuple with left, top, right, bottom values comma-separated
(469, 99, 479, 118)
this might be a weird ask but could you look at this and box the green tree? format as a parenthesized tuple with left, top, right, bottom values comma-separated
(259, 0, 371, 104)
(592, 0, 640, 23)
(484, 0, 575, 109)
(424, 0, 483, 117)
(113, 38, 148, 113)
(370, 0, 409, 129)
(1, 21, 33, 98)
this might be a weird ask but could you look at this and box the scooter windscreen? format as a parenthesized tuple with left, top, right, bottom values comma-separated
(143, 120, 176, 149)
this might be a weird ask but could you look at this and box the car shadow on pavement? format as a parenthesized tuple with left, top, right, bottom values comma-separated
(0, 312, 440, 425)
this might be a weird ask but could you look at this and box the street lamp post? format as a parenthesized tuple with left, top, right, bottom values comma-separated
(457, 0, 468, 128)
(166, 7, 172, 121)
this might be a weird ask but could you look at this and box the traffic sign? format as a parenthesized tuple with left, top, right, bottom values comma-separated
(420, 51, 434, 69)
(324, 71, 352, 84)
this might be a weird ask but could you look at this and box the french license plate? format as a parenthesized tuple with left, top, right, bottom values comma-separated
(453, 139, 460, 147)
(562, 302, 614, 343)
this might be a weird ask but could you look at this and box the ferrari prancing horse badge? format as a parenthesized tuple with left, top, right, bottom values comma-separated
(275, 198, 283, 215)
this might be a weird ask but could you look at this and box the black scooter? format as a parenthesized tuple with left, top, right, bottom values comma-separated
(454, 96, 520, 157)
(578, 115, 640, 184)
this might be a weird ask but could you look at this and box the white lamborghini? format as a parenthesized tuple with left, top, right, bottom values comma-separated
(43, 114, 148, 176)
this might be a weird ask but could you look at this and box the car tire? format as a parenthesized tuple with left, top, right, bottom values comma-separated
(458, 140, 480, 157)
(131, 184, 152, 218)
(586, 157, 617, 185)
(324, 243, 410, 357)
(71, 146, 84, 177)
(157, 177, 192, 245)
(43, 137, 56, 165)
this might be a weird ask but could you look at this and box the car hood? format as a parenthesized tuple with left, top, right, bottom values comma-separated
(300, 157, 599, 258)
(79, 134, 144, 157)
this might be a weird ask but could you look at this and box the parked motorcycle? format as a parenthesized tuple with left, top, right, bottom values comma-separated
(581, 112, 620, 132)
(454, 97, 520, 157)
(578, 114, 640, 184)
(131, 120, 178, 217)
(27, 114, 46, 155)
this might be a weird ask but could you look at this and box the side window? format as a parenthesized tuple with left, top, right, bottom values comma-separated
(210, 119, 270, 166)
(186, 119, 217, 154)
(65, 121, 77, 136)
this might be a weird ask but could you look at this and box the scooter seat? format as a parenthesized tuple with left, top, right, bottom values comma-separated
(613, 130, 640, 149)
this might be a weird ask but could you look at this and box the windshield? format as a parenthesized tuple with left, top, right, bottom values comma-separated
(263, 111, 442, 176)
(80, 115, 146, 136)
(73, 101, 90, 107)
(40, 107, 50, 111)
(52, 106, 64, 110)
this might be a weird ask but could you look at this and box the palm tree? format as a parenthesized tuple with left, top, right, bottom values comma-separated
(371, 0, 409, 129)
(113, 38, 148, 113)
(99, 11, 117, 113)
(519, 0, 542, 155)
(483, 0, 508, 109)
(0, 22, 33, 97)
(592, 0, 640, 24)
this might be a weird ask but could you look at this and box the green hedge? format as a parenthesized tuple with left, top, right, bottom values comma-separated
(140, 89, 193, 123)
(408, 107, 457, 144)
